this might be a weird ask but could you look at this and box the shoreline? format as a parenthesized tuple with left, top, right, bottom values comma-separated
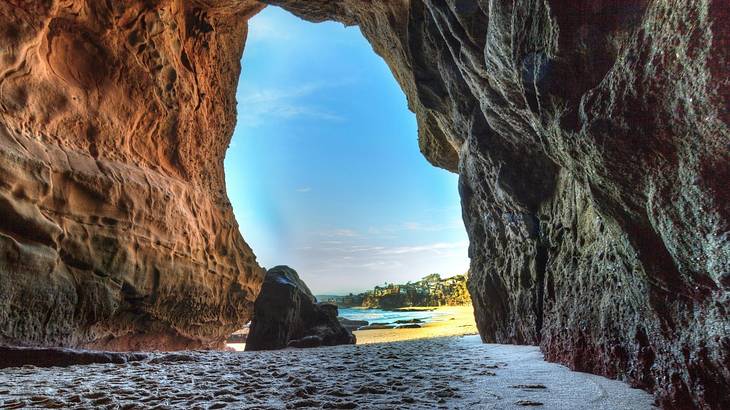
(342, 306, 437, 312)
(225, 305, 477, 350)
(353, 305, 478, 344)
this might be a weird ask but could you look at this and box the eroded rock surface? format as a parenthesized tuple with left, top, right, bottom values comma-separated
(266, 0, 729, 408)
(246, 266, 356, 351)
(0, 0, 728, 408)
(0, 0, 266, 350)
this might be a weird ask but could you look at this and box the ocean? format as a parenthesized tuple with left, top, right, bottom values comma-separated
(338, 307, 447, 324)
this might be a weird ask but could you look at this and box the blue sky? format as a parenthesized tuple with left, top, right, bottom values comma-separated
(224, 6, 469, 294)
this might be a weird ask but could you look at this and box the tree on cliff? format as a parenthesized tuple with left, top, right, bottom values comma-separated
(358, 273, 471, 309)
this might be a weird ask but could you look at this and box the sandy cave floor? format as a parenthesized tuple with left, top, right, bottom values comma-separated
(0, 336, 655, 409)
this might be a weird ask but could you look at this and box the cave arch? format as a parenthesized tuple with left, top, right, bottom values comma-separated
(0, 1, 727, 408)
(225, 5, 468, 297)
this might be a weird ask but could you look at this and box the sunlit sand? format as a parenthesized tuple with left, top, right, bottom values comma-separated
(354, 305, 478, 344)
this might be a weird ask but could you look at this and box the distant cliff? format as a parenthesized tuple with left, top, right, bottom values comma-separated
(321, 274, 471, 310)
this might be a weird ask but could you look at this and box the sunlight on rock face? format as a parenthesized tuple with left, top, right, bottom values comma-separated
(0, 0, 266, 350)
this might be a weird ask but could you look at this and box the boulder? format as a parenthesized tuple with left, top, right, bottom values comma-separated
(394, 319, 424, 324)
(245, 266, 355, 351)
(288, 335, 323, 348)
(357, 325, 396, 331)
(0, 346, 147, 369)
(338, 318, 369, 333)
(396, 324, 422, 329)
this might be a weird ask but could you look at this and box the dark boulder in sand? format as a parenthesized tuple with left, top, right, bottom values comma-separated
(0, 346, 147, 369)
(338, 318, 369, 333)
(246, 266, 355, 351)
(394, 319, 424, 324)
(358, 325, 396, 331)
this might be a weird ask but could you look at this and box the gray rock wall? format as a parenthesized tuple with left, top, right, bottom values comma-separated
(267, 1, 729, 408)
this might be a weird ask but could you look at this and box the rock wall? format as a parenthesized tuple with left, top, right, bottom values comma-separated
(1, 0, 728, 407)
(266, 0, 729, 408)
(0, 0, 265, 350)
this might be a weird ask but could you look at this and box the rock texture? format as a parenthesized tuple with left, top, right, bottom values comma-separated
(0, 0, 728, 408)
(246, 266, 356, 351)
(265, 0, 729, 408)
(0, 1, 265, 350)
(338, 317, 369, 332)
(0, 346, 147, 369)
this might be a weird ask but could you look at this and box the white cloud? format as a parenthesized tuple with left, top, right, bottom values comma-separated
(378, 241, 469, 255)
(402, 222, 423, 230)
(316, 228, 359, 238)
(297, 242, 468, 259)
(237, 82, 346, 126)
(239, 82, 321, 104)
(365, 220, 463, 237)
(331, 229, 359, 237)
(296, 187, 312, 193)
(247, 14, 293, 43)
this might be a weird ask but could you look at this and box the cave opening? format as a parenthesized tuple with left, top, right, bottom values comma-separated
(223, 6, 474, 348)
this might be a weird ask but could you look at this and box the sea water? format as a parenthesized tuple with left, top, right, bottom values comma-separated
(338, 308, 447, 324)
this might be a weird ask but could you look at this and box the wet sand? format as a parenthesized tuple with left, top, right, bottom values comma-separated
(354, 305, 478, 344)
(0, 335, 654, 409)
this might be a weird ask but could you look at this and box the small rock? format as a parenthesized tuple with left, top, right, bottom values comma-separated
(515, 400, 544, 406)
(511, 384, 547, 389)
(288, 335, 323, 349)
(394, 319, 423, 324)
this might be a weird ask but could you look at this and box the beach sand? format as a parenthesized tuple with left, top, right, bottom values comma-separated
(354, 305, 479, 344)
(0, 335, 654, 409)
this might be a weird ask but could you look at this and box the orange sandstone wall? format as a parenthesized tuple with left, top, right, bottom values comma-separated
(0, 0, 265, 350)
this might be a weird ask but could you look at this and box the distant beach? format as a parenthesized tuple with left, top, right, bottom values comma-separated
(226, 305, 477, 351)
(345, 305, 479, 344)
(338, 307, 447, 324)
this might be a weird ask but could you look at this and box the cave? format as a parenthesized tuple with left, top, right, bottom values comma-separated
(0, 1, 728, 409)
